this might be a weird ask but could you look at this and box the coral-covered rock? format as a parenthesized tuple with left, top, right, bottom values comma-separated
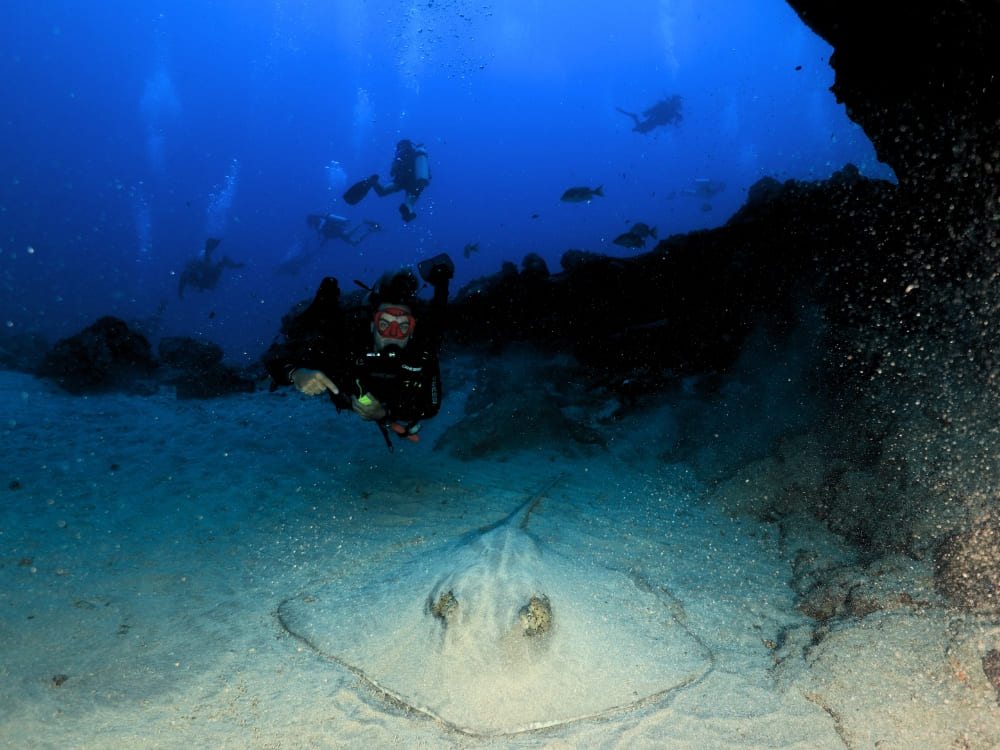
(39, 316, 157, 393)
(158, 336, 255, 399)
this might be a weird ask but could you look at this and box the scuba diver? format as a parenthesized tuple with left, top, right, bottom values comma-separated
(306, 214, 381, 246)
(342, 139, 431, 222)
(263, 252, 454, 449)
(177, 238, 245, 299)
(275, 216, 382, 276)
(616, 95, 684, 134)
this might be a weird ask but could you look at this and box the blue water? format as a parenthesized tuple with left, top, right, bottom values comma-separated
(0, 0, 893, 362)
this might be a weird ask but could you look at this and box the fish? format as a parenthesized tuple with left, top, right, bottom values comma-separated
(675, 178, 726, 200)
(612, 231, 645, 249)
(463, 242, 480, 259)
(560, 185, 604, 203)
(613, 221, 658, 249)
(629, 222, 658, 240)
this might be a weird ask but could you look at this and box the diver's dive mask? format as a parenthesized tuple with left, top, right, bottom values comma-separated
(374, 306, 416, 342)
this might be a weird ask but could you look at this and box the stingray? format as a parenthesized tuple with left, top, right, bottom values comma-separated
(277, 479, 713, 737)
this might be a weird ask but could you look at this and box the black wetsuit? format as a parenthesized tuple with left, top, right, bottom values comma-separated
(264, 277, 448, 425)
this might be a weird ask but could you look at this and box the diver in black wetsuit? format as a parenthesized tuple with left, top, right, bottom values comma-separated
(263, 253, 454, 448)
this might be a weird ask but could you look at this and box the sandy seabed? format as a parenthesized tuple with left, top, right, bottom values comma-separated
(2, 355, 999, 750)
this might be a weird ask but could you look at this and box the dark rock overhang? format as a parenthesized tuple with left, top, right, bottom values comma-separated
(785, 0, 1000, 223)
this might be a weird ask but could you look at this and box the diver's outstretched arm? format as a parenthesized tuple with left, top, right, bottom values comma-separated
(342, 223, 368, 246)
(341, 226, 361, 246)
(219, 256, 245, 269)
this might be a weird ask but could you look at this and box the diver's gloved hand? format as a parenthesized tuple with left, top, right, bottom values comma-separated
(418, 253, 455, 287)
(291, 368, 340, 398)
(352, 393, 386, 421)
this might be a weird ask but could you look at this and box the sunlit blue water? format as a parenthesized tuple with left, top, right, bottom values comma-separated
(0, 0, 893, 361)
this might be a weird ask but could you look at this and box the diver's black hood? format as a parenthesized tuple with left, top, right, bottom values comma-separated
(367, 268, 418, 309)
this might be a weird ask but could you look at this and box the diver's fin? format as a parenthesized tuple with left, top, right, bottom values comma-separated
(615, 106, 640, 125)
(388, 422, 421, 442)
(343, 175, 378, 205)
(205, 237, 222, 254)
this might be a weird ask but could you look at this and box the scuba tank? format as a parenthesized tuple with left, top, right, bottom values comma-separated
(413, 147, 430, 190)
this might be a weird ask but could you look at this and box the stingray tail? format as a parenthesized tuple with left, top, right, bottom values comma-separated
(513, 474, 566, 530)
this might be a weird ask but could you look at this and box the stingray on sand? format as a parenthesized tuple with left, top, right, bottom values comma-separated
(277, 480, 713, 737)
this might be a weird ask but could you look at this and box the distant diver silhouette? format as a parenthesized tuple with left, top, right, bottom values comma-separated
(616, 95, 683, 134)
(177, 238, 244, 299)
(306, 214, 380, 246)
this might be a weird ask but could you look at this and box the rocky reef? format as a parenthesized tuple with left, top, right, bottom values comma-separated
(36, 318, 255, 399)
(785, 0, 1000, 611)
(38, 316, 158, 394)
